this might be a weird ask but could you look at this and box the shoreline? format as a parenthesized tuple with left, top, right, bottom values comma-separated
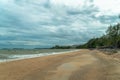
(0, 49, 87, 80)
(0, 49, 80, 63)
(0, 49, 120, 80)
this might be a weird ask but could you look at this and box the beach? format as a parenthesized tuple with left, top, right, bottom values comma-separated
(0, 49, 76, 62)
(0, 49, 120, 80)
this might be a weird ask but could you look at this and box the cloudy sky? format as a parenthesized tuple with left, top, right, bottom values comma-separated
(0, 0, 120, 48)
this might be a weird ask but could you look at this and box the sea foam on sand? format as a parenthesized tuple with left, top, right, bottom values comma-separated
(0, 50, 79, 63)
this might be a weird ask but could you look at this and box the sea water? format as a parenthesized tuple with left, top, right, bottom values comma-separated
(0, 49, 78, 62)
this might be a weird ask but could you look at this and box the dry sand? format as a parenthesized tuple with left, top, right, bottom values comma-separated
(0, 49, 120, 80)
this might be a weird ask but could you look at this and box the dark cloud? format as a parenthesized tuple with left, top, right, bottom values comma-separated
(0, 0, 119, 48)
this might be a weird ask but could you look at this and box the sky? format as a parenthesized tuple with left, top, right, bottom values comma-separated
(0, 0, 120, 48)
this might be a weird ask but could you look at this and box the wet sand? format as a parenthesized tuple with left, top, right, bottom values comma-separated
(0, 49, 120, 80)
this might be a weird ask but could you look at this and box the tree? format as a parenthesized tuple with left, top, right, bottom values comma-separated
(76, 23, 120, 49)
(106, 23, 120, 48)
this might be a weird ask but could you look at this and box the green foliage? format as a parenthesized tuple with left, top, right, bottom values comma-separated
(76, 44, 87, 49)
(106, 23, 120, 48)
(51, 16, 120, 49)
(77, 23, 120, 49)
(51, 45, 71, 49)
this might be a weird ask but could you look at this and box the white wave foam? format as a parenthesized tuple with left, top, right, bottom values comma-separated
(0, 50, 79, 63)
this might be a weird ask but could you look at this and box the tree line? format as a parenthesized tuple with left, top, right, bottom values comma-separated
(76, 23, 120, 49)
(51, 23, 120, 49)
(52, 18, 120, 49)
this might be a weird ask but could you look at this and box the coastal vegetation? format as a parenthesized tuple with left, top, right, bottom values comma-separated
(52, 17, 120, 49)
(77, 23, 120, 49)
(51, 45, 71, 49)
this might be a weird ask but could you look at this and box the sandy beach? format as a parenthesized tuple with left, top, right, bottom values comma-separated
(0, 49, 120, 80)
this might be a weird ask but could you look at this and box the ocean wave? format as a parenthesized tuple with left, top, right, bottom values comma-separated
(0, 50, 79, 63)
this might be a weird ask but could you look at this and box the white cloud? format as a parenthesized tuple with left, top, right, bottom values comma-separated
(0, 0, 13, 4)
(0, 0, 119, 48)
(94, 0, 120, 16)
(9, 40, 44, 45)
(51, 0, 85, 7)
